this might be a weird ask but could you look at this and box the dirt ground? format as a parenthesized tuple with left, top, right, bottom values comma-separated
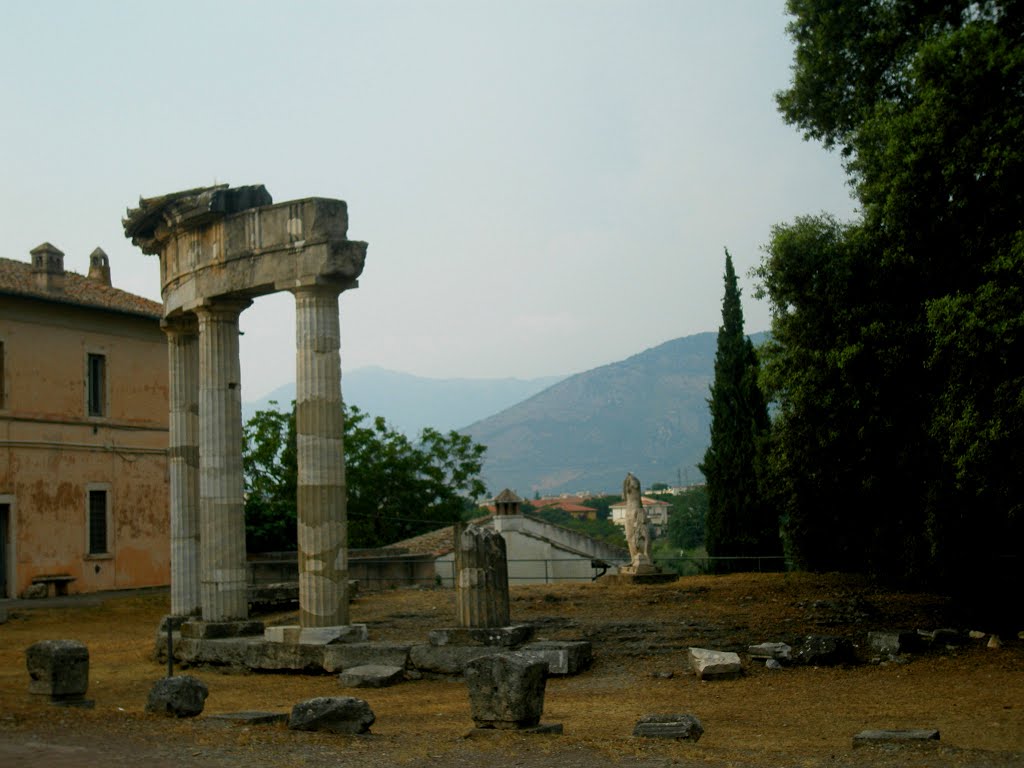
(1, 572, 1021, 767)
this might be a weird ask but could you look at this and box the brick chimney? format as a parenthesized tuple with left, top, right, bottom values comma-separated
(30, 242, 65, 293)
(88, 247, 112, 286)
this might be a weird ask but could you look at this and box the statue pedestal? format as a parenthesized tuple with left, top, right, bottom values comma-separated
(604, 565, 677, 585)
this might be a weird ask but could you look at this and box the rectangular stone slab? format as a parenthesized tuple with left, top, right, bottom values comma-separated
(853, 729, 940, 747)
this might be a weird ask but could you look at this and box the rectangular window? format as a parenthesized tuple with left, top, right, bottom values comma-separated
(87, 353, 105, 416)
(0, 340, 5, 409)
(88, 490, 108, 555)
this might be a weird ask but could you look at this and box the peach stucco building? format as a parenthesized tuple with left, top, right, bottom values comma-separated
(0, 243, 169, 598)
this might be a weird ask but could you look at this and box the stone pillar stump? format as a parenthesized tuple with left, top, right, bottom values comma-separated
(456, 524, 510, 629)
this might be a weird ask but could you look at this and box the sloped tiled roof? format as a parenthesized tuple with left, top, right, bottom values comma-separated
(384, 515, 493, 557)
(609, 496, 669, 508)
(0, 257, 162, 319)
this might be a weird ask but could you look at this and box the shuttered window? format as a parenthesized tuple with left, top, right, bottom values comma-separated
(88, 490, 108, 555)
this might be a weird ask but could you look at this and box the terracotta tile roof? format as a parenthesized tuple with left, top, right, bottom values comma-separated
(0, 257, 162, 319)
(385, 515, 493, 557)
(609, 496, 668, 508)
(538, 501, 598, 514)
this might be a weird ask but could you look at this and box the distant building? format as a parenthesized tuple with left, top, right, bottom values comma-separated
(609, 496, 671, 537)
(0, 244, 168, 598)
(532, 498, 599, 521)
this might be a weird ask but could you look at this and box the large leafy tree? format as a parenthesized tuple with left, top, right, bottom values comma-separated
(699, 250, 778, 567)
(761, 1, 1024, 585)
(243, 402, 487, 551)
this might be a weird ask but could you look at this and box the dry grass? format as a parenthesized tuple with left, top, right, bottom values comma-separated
(1, 573, 1022, 767)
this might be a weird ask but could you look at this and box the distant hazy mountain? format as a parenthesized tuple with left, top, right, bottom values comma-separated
(243, 367, 566, 436)
(461, 331, 767, 496)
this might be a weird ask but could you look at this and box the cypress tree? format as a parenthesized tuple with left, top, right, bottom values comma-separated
(699, 250, 778, 569)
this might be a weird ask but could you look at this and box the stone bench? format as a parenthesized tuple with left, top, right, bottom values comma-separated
(31, 574, 76, 597)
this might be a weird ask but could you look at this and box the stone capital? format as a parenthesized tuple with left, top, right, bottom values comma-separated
(191, 298, 253, 322)
(161, 313, 198, 338)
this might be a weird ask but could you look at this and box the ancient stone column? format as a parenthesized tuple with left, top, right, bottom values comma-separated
(163, 315, 200, 617)
(456, 525, 511, 628)
(195, 299, 251, 621)
(293, 284, 348, 627)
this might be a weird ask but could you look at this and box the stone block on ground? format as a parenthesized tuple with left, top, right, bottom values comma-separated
(263, 624, 368, 645)
(180, 620, 265, 640)
(853, 729, 940, 748)
(795, 635, 855, 666)
(518, 641, 592, 675)
(145, 675, 209, 717)
(687, 647, 742, 680)
(289, 696, 375, 734)
(322, 642, 411, 673)
(866, 631, 920, 657)
(748, 642, 792, 662)
(206, 711, 288, 725)
(26, 639, 90, 700)
(633, 714, 704, 741)
(410, 643, 502, 675)
(464, 652, 548, 729)
(338, 664, 405, 688)
(428, 625, 534, 648)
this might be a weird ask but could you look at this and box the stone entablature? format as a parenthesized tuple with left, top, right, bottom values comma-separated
(124, 185, 366, 318)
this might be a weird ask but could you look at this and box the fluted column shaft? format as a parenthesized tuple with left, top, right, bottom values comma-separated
(293, 285, 348, 627)
(164, 316, 201, 617)
(455, 525, 510, 628)
(195, 300, 251, 621)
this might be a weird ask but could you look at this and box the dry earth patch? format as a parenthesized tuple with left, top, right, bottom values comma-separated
(0, 573, 1021, 767)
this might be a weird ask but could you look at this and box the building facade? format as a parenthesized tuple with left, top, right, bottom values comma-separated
(610, 495, 671, 537)
(0, 244, 169, 598)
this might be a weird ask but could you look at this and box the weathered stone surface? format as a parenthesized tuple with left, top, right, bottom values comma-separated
(263, 625, 368, 645)
(338, 664, 405, 688)
(455, 524, 510, 628)
(26, 640, 89, 698)
(429, 625, 534, 648)
(288, 696, 375, 734)
(853, 729, 940, 748)
(919, 628, 964, 647)
(633, 714, 704, 741)
(795, 635, 855, 666)
(23, 583, 48, 600)
(518, 641, 592, 675)
(322, 642, 411, 673)
(866, 631, 920, 657)
(464, 653, 548, 729)
(467, 723, 564, 736)
(206, 711, 288, 725)
(765, 658, 783, 670)
(410, 643, 500, 675)
(180, 620, 264, 640)
(145, 675, 208, 717)
(688, 647, 742, 680)
(748, 642, 792, 662)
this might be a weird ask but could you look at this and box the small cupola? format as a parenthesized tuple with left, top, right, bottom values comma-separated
(88, 247, 112, 286)
(493, 488, 523, 516)
(30, 242, 65, 293)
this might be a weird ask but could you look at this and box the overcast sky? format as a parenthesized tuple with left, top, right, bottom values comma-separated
(1, 1, 856, 400)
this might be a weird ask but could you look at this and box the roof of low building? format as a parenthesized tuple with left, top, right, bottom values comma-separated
(0, 256, 162, 319)
(610, 496, 669, 508)
(384, 515, 493, 557)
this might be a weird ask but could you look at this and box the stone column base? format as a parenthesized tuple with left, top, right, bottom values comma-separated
(180, 620, 265, 640)
(263, 624, 369, 645)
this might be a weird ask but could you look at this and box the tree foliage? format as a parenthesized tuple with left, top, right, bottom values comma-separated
(699, 251, 779, 567)
(243, 402, 487, 551)
(761, 1, 1024, 588)
(661, 486, 708, 551)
